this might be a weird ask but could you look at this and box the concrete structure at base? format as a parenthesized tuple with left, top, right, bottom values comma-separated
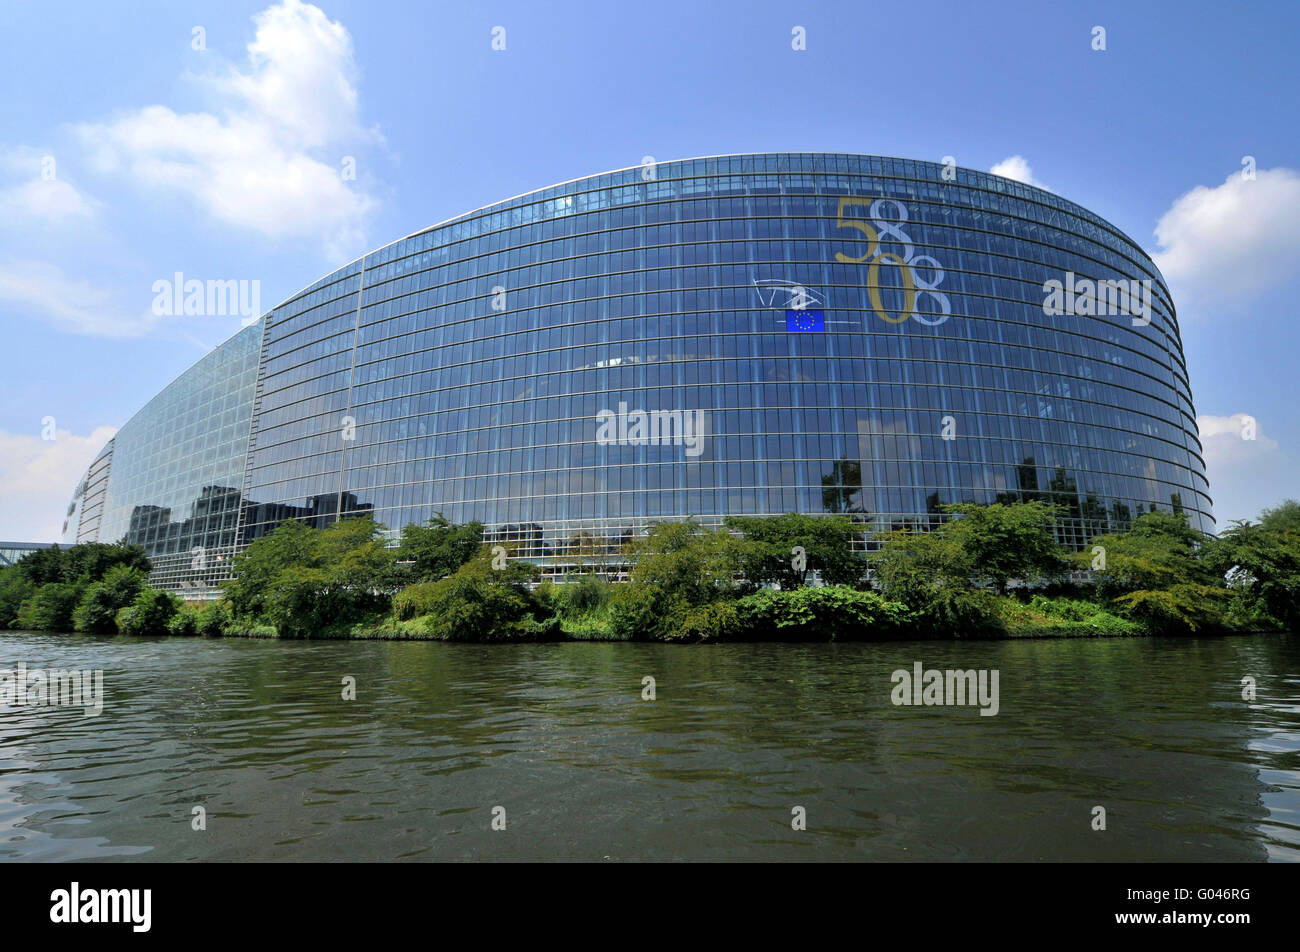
(62, 153, 1213, 597)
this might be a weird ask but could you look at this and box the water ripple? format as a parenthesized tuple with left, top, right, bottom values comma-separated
(0, 632, 1295, 861)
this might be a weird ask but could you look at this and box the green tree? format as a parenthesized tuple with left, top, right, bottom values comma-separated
(224, 516, 397, 634)
(0, 565, 32, 628)
(1077, 510, 1225, 633)
(102, 563, 148, 605)
(623, 522, 745, 607)
(550, 573, 613, 619)
(869, 526, 972, 606)
(166, 608, 199, 636)
(1259, 499, 1300, 532)
(17, 541, 149, 586)
(1205, 500, 1300, 630)
(73, 585, 119, 633)
(732, 586, 913, 641)
(64, 542, 150, 583)
(253, 517, 397, 637)
(224, 519, 316, 620)
(1080, 510, 1216, 600)
(867, 520, 1008, 636)
(1111, 585, 1227, 634)
(195, 601, 232, 637)
(115, 588, 180, 636)
(602, 522, 748, 640)
(395, 513, 484, 583)
(393, 545, 552, 640)
(73, 565, 148, 633)
(13, 545, 66, 585)
(16, 582, 84, 631)
(723, 513, 867, 589)
(940, 501, 1066, 595)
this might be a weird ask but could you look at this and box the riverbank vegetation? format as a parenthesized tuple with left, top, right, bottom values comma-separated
(3, 501, 1297, 641)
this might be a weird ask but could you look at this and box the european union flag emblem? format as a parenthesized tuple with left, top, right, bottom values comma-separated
(785, 309, 825, 332)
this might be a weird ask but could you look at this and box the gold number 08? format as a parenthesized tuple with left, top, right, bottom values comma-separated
(834, 196, 914, 324)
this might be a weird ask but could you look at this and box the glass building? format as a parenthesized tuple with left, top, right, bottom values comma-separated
(0, 542, 59, 567)
(64, 153, 1212, 595)
(63, 321, 260, 594)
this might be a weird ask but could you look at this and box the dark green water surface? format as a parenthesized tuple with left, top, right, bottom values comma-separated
(1, 632, 1295, 861)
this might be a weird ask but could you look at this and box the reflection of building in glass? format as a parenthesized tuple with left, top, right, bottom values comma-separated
(64, 153, 1212, 596)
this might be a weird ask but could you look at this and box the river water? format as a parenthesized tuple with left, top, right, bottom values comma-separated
(0, 631, 1296, 862)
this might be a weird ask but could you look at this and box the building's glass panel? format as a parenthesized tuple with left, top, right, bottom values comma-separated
(69, 321, 261, 595)
(64, 441, 113, 545)
(68, 154, 1213, 589)
(0, 542, 58, 567)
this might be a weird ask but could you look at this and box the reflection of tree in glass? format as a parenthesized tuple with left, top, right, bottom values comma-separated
(821, 459, 867, 515)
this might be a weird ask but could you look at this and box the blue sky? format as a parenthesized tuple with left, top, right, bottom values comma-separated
(2, 0, 1296, 540)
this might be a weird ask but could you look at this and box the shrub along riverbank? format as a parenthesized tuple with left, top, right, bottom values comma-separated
(3, 501, 1298, 642)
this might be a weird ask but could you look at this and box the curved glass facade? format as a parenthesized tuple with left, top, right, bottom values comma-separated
(67, 153, 1212, 593)
(64, 321, 261, 593)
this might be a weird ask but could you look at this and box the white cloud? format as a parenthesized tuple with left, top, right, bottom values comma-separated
(75, 0, 377, 256)
(0, 425, 117, 542)
(0, 178, 97, 221)
(1197, 413, 1279, 467)
(989, 155, 1051, 191)
(0, 147, 99, 223)
(1196, 413, 1291, 527)
(0, 260, 158, 338)
(1152, 167, 1300, 318)
(227, 0, 363, 149)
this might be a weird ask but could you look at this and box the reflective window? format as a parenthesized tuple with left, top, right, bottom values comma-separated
(68, 155, 1214, 590)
